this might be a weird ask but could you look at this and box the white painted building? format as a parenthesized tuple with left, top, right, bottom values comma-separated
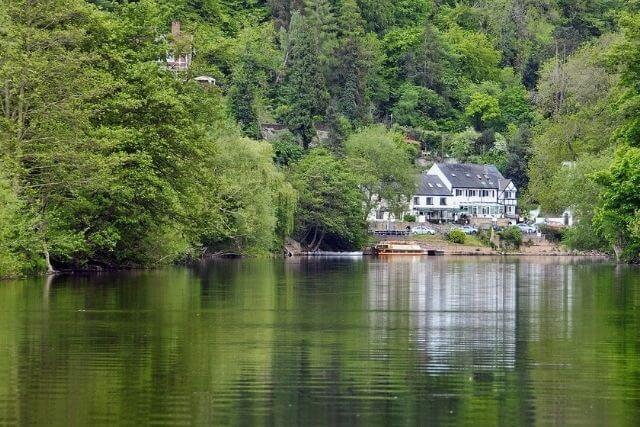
(369, 163, 519, 223)
(415, 163, 518, 221)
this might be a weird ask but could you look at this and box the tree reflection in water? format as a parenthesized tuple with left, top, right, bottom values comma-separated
(0, 257, 638, 426)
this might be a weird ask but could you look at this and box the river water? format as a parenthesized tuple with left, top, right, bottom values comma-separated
(0, 257, 639, 426)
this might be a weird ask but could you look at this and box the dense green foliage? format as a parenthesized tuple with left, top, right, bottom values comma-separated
(446, 230, 466, 245)
(2, 0, 640, 275)
(527, 7, 640, 261)
(499, 226, 523, 251)
(289, 149, 367, 251)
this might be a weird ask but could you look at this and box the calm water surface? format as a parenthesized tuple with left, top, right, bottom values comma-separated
(1, 257, 639, 426)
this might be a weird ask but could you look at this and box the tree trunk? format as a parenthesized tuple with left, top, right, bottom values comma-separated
(43, 242, 56, 275)
(312, 229, 326, 252)
(307, 226, 319, 251)
(613, 232, 624, 263)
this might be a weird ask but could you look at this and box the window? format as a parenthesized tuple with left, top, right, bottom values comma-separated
(440, 197, 447, 206)
(426, 197, 433, 205)
(413, 196, 420, 205)
(456, 189, 463, 196)
(480, 190, 491, 197)
(467, 190, 476, 197)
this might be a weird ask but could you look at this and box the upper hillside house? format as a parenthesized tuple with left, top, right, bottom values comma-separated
(165, 21, 193, 72)
(369, 162, 518, 223)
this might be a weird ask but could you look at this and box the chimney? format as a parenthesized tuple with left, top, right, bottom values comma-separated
(171, 21, 181, 38)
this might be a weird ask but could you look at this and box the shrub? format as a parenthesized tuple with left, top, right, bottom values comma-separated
(478, 228, 492, 246)
(499, 226, 523, 250)
(562, 222, 608, 251)
(446, 229, 466, 244)
(403, 214, 417, 222)
(538, 224, 564, 243)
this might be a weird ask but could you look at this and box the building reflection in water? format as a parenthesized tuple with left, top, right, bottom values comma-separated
(366, 257, 576, 373)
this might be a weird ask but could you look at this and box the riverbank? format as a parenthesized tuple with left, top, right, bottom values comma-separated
(283, 235, 610, 258)
(374, 234, 610, 257)
(0, 237, 609, 281)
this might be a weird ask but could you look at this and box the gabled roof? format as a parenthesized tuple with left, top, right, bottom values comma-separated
(499, 178, 513, 191)
(417, 174, 452, 196)
(435, 163, 504, 189)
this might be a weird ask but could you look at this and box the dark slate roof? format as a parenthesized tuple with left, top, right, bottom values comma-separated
(436, 163, 504, 189)
(417, 174, 452, 196)
(499, 178, 513, 191)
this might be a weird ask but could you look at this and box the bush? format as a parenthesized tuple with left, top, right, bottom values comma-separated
(538, 224, 564, 243)
(499, 226, 523, 250)
(562, 222, 608, 251)
(478, 228, 492, 246)
(403, 214, 417, 222)
(446, 229, 466, 244)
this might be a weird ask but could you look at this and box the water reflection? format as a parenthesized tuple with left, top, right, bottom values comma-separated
(368, 258, 517, 372)
(0, 258, 639, 426)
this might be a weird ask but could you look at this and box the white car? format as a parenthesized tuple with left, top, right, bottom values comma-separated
(453, 225, 478, 235)
(517, 223, 537, 234)
(412, 226, 436, 235)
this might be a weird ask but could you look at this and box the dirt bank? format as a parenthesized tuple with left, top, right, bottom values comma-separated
(374, 235, 609, 257)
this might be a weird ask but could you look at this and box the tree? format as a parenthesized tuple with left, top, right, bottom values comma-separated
(271, 131, 304, 166)
(594, 147, 640, 262)
(444, 26, 502, 84)
(278, 12, 330, 147)
(537, 34, 619, 117)
(612, 11, 640, 145)
(228, 24, 280, 138)
(290, 149, 366, 250)
(344, 126, 417, 220)
(0, 0, 117, 272)
(330, 0, 377, 125)
(391, 84, 451, 130)
(465, 92, 501, 131)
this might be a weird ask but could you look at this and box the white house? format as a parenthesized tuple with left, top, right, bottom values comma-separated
(368, 162, 519, 223)
(398, 163, 517, 223)
(411, 174, 457, 222)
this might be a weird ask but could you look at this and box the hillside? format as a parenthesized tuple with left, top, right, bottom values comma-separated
(1, 0, 639, 276)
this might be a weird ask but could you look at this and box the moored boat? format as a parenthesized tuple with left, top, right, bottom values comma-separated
(372, 241, 426, 256)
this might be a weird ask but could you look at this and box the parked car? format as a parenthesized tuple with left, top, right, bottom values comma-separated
(517, 223, 537, 234)
(453, 225, 478, 235)
(480, 224, 502, 232)
(412, 225, 436, 235)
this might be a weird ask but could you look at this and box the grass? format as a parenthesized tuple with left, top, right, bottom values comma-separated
(411, 234, 487, 248)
